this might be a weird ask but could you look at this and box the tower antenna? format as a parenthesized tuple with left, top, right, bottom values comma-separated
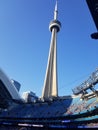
(54, 0, 58, 20)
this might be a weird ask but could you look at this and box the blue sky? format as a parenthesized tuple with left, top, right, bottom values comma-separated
(0, 0, 98, 97)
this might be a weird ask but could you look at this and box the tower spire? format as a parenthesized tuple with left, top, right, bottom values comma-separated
(54, 0, 58, 20)
(42, 1, 61, 99)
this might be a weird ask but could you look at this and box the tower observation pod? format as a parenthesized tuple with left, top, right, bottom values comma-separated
(42, 1, 61, 99)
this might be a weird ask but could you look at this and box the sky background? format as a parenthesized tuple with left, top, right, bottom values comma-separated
(0, 0, 98, 97)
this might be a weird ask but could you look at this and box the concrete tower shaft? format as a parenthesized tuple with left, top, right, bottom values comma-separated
(42, 1, 61, 99)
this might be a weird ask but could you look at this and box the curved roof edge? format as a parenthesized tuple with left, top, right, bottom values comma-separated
(0, 68, 21, 100)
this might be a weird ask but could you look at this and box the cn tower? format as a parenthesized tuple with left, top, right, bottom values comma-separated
(42, 0, 61, 99)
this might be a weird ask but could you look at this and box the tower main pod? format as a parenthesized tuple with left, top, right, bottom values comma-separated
(42, 1, 61, 99)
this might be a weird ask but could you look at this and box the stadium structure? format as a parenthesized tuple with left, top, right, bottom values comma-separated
(0, 0, 98, 129)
